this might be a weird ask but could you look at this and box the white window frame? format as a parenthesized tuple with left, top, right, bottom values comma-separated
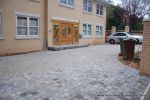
(96, 25, 103, 37)
(0, 10, 3, 38)
(83, 0, 93, 12)
(59, 0, 75, 8)
(96, 4, 104, 16)
(82, 23, 92, 38)
(16, 13, 40, 39)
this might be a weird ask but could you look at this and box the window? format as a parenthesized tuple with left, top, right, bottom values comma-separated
(113, 33, 119, 36)
(16, 16, 39, 37)
(113, 33, 125, 36)
(96, 4, 104, 15)
(96, 25, 103, 37)
(60, 0, 74, 7)
(120, 33, 127, 36)
(17, 16, 28, 35)
(29, 18, 39, 35)
(83, 24, 92, 37)
(83, 0, 93, 12)
(0, 12, 2, 37)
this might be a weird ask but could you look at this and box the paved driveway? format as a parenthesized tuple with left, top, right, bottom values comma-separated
(0, 44, 150, 100)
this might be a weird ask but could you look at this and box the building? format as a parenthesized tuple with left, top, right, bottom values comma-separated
(0, 0, 107, 56)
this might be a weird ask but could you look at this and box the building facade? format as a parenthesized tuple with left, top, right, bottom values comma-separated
(0, 0, 47, 56)
(0, 0, 107, 56)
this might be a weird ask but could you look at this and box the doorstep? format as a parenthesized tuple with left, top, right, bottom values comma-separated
(48, 44, 89, 51)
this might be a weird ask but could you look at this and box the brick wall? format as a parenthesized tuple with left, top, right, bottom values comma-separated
(140, 19, 150, 76)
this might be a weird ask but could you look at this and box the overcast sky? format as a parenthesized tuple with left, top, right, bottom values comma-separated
(113, 0, 122, 5)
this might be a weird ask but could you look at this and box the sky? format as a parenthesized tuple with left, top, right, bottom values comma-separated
(113, 0, 122, 5)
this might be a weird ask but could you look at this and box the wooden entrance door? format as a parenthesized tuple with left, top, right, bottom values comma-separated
(67, 24, 74, 45)
(53, 21, 79, 45)
(73, 25, 79, 44)
(60, 23, 68, 45)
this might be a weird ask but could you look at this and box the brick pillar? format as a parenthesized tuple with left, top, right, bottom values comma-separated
(111, 26, 116, 34)
(139, 19, 150, 76)
(125, 26, 130, 32)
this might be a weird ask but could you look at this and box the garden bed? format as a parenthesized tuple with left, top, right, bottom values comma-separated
(118, 52, 141, 70)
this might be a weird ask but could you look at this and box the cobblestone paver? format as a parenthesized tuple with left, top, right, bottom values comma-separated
(0, 44, 150, 100)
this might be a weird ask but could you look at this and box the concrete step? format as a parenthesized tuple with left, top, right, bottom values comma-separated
(48, 44, 89, 51)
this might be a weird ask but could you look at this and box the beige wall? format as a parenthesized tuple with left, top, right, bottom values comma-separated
(0, 0, 46, 56)
(0, 0, 106, 55)
(140, 19, 150, 76)
(48, 0, 106, 46)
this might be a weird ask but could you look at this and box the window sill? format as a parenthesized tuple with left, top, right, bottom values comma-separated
(16, 36, 40, 40)
(31, 0, 41, 3)
(82, 10, 93, 15)
(0, 37, 5, 40)
(82, 36, 92, 39)
(96, 14, 104, 18)
(59, 3, 75, 9)
(95, 36, 103, 38)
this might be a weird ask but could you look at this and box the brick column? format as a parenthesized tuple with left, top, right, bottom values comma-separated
(111, 26, 116, 34)
(139, 19, 150, 76)
(125, 26, 130, 32)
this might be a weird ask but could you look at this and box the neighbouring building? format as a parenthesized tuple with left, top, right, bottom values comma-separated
(140, 19, 150, 76)
(0, 0, 107, 56)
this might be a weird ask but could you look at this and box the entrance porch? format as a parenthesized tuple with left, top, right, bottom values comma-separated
(48, 44, 88, 51)
(53, 20, 79, 45)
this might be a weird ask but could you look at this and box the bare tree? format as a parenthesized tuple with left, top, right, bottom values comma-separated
(121, 0, 150, 18)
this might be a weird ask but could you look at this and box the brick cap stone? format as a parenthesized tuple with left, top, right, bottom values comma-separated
(143, 18, 150, 22)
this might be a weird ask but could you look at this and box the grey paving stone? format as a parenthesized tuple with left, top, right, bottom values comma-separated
(0, 44, 149, 100)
